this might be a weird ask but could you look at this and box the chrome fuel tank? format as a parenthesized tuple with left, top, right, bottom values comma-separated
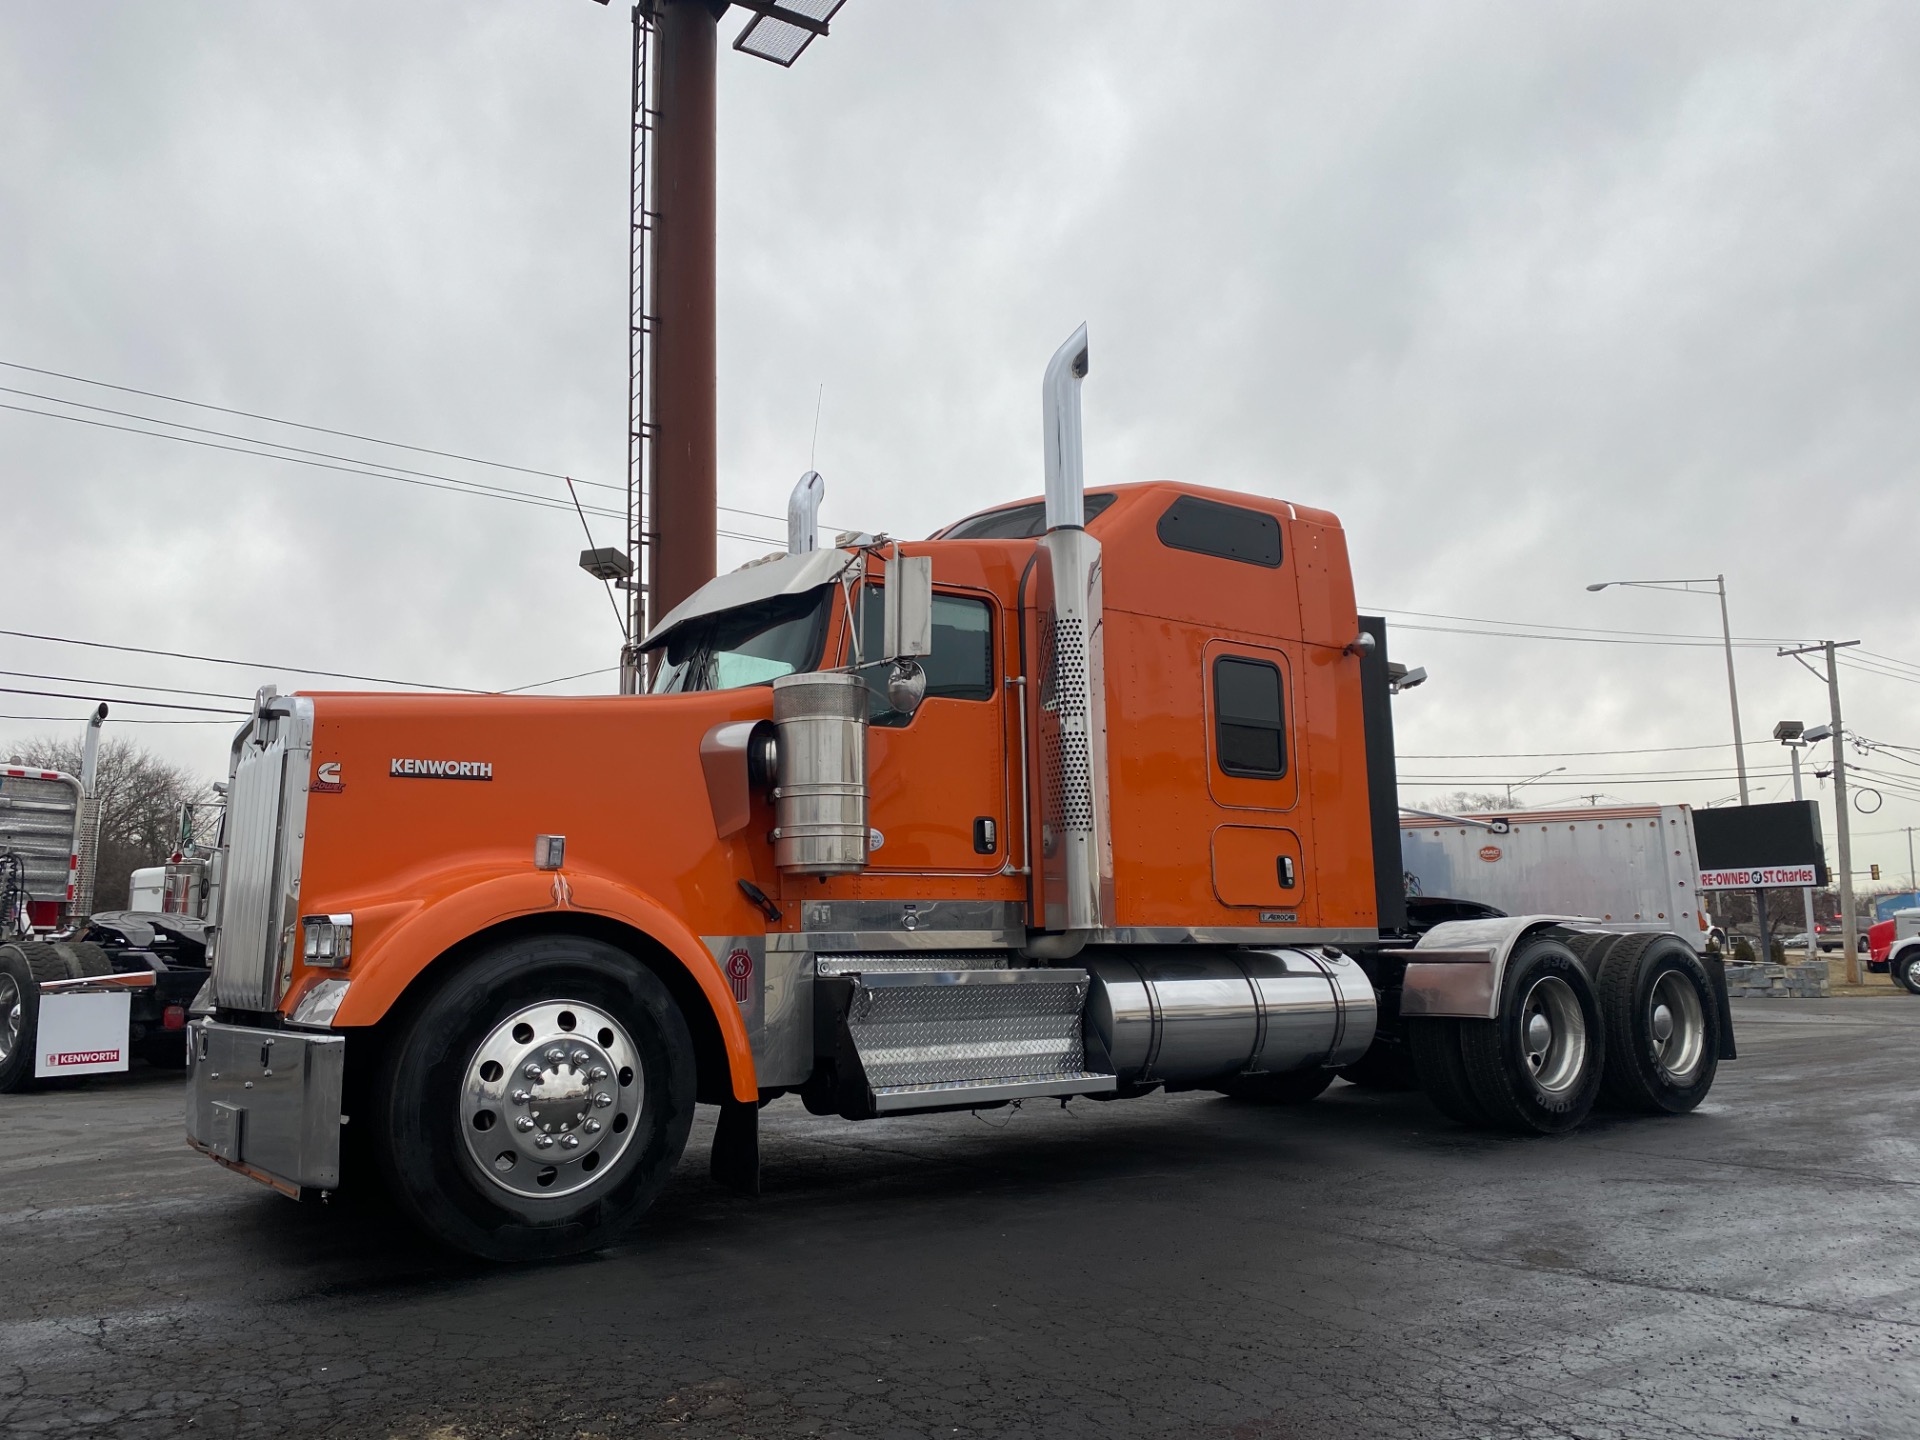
(1083, 947, 1375, 1087)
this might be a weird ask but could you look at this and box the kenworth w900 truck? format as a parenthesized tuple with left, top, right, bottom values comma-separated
(184, 329, 1735, 1259)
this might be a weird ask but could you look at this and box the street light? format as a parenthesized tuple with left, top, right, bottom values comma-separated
(1586, 576, 1747, 804)
(1773, 719, 1820, 956)
(1590, 574, 1764, 953)
(1506, 765, 1566, 807)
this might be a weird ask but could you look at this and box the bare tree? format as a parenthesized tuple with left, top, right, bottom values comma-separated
(9, 735, 218, 913)
(1407, 790, 1519, 815)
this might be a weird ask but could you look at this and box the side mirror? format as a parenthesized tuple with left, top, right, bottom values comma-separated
(882, 552, 933, 663)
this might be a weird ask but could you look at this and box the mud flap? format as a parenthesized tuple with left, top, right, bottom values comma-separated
(1700, 949, 1737, 1061)
(710, 1098, 761, 1196)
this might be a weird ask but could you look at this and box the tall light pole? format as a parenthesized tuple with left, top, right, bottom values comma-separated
(1781, 641, 1864, 981)
(1589, 575, 1763, 952)
(1774, 720, 1820, 958)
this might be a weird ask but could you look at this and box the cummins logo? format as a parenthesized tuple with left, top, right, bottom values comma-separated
(390, 758, 493, 780)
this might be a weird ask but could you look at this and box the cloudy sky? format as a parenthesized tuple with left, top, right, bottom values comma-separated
(2, 2, 1917, 885)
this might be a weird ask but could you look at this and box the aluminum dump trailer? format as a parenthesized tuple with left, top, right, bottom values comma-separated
(1400, 804, 1715, 950)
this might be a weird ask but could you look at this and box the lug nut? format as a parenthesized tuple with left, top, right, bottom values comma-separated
(570, 1049, 590, 1067)
(593, 1091, 614, 1109)
(588, 1066, 608, 1082)
(511, 1089, 530, 1105)
(560, 1134, 580, 1150)
(584, 1118, 602, 1135)
(523, 1062, 543, 1079)
(534, 1134, 555, 1149)
(515, 1116, 535, 1132)
(544, 1046, 566, 1064)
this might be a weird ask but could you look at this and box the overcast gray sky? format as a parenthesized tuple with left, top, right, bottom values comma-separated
(2, 2, 1917, 885)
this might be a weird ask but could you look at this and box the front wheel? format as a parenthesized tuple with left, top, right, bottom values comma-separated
(374, 934, 697, 1262)
(1896, 951, 1920, 997)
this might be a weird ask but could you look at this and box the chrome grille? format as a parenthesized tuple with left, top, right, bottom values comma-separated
(0, 772, 82, 900)
(212, 701, 312, 1009)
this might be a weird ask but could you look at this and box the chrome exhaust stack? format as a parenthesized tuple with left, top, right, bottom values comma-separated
(1028, 325, 1113, 952)
(787, 469, 824, 555)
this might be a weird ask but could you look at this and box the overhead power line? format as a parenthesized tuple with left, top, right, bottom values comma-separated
(1366, 604, 1816, 648)
(0, 686, 246, 715)
(0, 712, 235, 726)
(0, 627, 484, 692)
(0, 669, 253, 702)
(0, 358, 811, 530)
(1398, 740, 1770, 760)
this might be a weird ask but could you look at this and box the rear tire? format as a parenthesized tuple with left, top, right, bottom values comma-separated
(1217, 1068, 1337, 1104)
(1895, 950, 1920, 997)
(1595, 934, 1720, 1114)
(0, 942, 83, 1093)
(1459, 935, 1604, 1134)
(1407, 1017, 1493, 1128)
(374, 934, 696, 1262)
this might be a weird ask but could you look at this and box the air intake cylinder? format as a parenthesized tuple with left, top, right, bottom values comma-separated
(771, 670, 869, 875)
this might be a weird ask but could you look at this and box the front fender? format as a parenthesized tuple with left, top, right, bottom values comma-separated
(321, 869, 758, 1101)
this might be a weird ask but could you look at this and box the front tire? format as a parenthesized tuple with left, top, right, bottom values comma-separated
(374, 934, 696, 1262)
(1595, 934, 1720, 1114)
(1895, 950, 1920, 997)
(1457, 936, 1604, 1134)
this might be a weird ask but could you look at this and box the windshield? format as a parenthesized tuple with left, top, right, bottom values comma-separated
(647, 587, 831, 694)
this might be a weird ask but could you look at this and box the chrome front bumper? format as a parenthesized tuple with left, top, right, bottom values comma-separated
(184, 1018, 346, 1196)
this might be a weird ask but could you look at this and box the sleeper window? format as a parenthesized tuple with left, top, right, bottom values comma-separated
(1214, 656, 1287, 778)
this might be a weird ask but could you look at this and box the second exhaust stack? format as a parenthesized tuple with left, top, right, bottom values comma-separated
(1031, 325, 1114, 947)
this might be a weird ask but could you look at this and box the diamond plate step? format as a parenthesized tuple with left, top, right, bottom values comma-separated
(838, 967, 1116, 1113)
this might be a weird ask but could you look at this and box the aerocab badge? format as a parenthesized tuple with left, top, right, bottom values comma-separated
(390, 758, 494, 781)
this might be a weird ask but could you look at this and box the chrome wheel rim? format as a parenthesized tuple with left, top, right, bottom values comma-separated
(459, 1000, 642, 1202)
(1648, 969, 1706, 1083)
(1519, 974, 1587, 1097)
(0, 973, 19, 1065)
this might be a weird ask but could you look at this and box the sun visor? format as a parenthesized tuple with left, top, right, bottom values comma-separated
(640, 548, 858, 654)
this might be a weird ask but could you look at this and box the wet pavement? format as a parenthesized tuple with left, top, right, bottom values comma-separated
(3, 997, 1916, 1439)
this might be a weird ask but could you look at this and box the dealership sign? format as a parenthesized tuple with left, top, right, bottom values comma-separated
(1691, 801, 1829, 891)
(1699, 865, 1821, 890)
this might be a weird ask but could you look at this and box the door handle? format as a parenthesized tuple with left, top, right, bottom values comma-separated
(1277, 855, 1295, 888)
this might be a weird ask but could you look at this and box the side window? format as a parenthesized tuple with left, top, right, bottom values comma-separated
(855, 589, 995, 723)
(1213, 656, 1287, 778)
(1157, 495, 1283, 567)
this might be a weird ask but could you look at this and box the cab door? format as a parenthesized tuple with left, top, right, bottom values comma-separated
(856, 586, 1008, 874)
(1204, 639, 1310, 918)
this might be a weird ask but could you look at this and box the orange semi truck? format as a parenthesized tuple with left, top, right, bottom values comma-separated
(185, 329, 1735, 1258)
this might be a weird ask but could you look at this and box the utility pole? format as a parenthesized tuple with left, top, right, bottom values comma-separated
(1782, 639, 1864, 982)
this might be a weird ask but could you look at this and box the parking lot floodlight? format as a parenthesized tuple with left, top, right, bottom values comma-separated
(1802, 724, 1833, 744)
(1773, 719, 1805, 742)
(580, 547, 635, 583)
(732, 0, 845, 67)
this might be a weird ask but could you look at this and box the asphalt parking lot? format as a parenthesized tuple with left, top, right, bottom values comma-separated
(4, 997, 1917, 1440)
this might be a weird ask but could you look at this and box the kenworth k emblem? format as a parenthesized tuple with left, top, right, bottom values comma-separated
(390, 758, 493, 780)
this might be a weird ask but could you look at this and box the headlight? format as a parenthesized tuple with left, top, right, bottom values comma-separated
(301, 913, 354, 968)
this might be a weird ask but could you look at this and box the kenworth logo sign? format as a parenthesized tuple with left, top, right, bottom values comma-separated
(390, 758, 494, 781)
